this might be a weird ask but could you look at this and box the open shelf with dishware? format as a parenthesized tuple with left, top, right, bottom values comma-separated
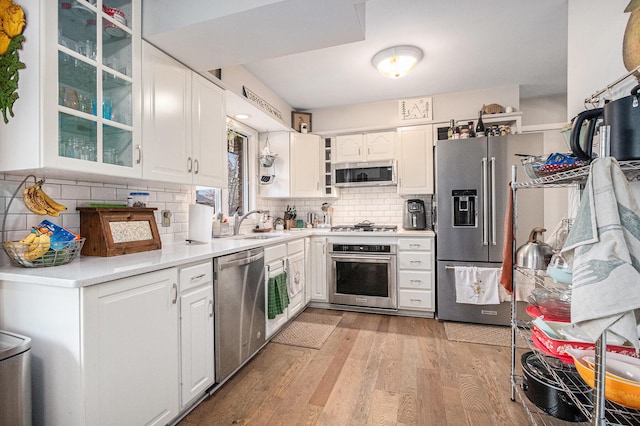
(509, 160, 640, 425)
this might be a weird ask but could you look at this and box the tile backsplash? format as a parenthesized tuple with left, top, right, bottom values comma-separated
(258, 186, 427, 227)
(0, 174, 194, 266)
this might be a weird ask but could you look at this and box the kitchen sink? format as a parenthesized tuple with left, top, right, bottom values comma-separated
(235, 234, 282, 240)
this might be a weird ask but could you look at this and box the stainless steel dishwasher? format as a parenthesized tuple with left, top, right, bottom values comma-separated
(214, 248, 265, 383)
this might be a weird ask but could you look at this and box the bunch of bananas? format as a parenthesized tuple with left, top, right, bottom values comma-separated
(23, 180, 67, 216)
(18, 227, 51, 261)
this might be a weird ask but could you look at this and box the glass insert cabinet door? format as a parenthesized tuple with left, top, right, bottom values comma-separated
(57, 0, 135, 168)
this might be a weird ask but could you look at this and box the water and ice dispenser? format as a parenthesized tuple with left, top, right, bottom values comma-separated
(452, 190, 477, 227)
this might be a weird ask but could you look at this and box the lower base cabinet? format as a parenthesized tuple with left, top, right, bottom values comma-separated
(265, 239, 307, 338)
(178, 261, 214, 408)
(83, 268, 180, 426)
(397, 237, 435, 313)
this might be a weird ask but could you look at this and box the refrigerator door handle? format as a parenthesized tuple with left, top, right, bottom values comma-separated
(490, 156, 497, 245)
(481, 157, 489, 246)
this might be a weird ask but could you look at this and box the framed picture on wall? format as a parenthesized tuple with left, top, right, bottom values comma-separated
(291, 111, 312, 133)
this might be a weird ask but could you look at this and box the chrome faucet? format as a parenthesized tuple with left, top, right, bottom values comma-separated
(233, 209, 264, 235)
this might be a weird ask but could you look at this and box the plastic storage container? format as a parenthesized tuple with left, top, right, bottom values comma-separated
(128, 191, 150, 207)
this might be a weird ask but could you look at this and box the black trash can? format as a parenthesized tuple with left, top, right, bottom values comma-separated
(0, 330, 32, 426)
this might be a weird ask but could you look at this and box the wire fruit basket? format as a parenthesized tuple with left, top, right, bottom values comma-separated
(3, 238, 85, 267)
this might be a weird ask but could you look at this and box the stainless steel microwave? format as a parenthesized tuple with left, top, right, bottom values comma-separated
(332, 160, 396, 187)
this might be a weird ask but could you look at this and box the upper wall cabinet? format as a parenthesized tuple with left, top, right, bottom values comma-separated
(141, 42, 226, 187)
(334, 131, 396, 163)
(397, 125, 434, 195)
(0, 0, 142, 178)
(259, 132, 322, 198)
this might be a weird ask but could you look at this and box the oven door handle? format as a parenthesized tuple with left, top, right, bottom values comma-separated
(330, 254, 394, 261)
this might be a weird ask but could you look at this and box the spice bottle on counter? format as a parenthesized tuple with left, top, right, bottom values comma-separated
(447, 119, 455, 140)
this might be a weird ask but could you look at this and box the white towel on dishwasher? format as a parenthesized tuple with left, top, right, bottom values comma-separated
(286, 253, 305, 298)
(454, 266, 501, 305)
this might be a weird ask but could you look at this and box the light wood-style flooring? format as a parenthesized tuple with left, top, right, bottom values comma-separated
(179, 308, 529, 425)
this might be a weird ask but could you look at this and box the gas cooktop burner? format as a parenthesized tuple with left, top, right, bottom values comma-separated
(331, 221, 397, 232)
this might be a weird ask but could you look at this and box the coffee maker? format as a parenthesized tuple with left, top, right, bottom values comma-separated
(403, 199, 427, 230)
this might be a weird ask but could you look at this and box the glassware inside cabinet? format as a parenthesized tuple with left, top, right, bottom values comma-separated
(102, 71, 131, 125)
(58, 0, 97, 61)
(58, 112, 98, 161)
(103, 124, 132, 167)
(58, 51, 97, 114)
(102, 18, 132, 77)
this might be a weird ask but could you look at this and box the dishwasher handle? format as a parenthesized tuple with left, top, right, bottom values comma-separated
(217, 250, 264, 271)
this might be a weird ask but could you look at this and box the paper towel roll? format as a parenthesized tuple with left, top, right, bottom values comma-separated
(188, 204, 213, 243)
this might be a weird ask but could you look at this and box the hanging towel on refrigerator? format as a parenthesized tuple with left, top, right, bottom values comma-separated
(268, 271, 289, 319)
(499, 182, 514, 294)
(561, 157, 640, 350)
(454, 266, 500, 305)
(287, 253, 305, 298)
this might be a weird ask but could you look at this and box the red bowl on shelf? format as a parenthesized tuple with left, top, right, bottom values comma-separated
(532, 323, 638, 362)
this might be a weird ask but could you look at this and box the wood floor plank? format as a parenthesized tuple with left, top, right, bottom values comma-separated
(367, 389, 400, 425)
(179, 310, 533, 426)
(308, 318, 360, 407)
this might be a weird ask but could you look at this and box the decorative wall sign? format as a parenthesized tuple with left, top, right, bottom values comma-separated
(399, 97, 432, 121)
(242, 86, 284, 123)
(291, 111, 312, 132)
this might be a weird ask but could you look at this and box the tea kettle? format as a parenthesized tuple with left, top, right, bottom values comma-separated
(516, 227, 554, 270)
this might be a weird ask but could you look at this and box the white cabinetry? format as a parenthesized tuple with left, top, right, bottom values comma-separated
(397, 237, 434, 312)
(264, 238, 307, 338)
(286, 239, 306, 318)
(84, 267, 180, 425)
(0, 267, 202, 425)
(178, 260, 214, 409)
(260, 132, 322, 198)
(397, 125, 434, 195)
(334, 131, 396, 163)
(265, 243, 288, 338)
(0, 0, 142, 179)
(142, 41, 226, 187)
(310, 236, 328, 301)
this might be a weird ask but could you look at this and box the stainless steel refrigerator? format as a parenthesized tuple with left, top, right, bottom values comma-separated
(435, 134, 544, 325)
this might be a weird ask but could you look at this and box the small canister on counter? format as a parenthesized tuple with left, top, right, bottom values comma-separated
(129, 192, 150, 207)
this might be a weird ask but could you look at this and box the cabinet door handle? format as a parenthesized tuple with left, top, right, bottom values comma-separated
(194, 158, 199, 174)
(410, 279, 422, 283)
(191, 273, 206, 281)
(410, 298, 422, 303)
(171, 283, 178, 304)
(409, 243, 421, 248)
(410, 260, 422, 264)
(187, 157, 193, 173)
(135, 144, 142, 164)
(209, 299, 213, 318)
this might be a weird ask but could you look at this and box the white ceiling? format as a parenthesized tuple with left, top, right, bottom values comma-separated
(144, 0, 568, 114)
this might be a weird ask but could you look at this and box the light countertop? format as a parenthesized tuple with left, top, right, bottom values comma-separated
(0, 229, 435, 288)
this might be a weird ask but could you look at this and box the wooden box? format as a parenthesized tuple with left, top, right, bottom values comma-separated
(77, 207, 162, 257)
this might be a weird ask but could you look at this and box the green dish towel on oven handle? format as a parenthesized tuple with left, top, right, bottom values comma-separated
(268, 271, 289, 319)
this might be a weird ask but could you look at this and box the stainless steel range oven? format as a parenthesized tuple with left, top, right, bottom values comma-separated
(328, 243, 397, 309)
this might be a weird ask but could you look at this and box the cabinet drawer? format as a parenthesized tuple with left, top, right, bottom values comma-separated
(398, 289, 433, 311)
(265, 243, 287, 263)
(180, 260, 213, 292)
(398, 252, 432, 270)
(398, 238, 432, 252)
(287, 239, 304, 256)
(398, 270, 432, 290)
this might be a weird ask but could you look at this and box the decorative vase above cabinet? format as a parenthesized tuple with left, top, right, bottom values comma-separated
(0, 0, 141, 179)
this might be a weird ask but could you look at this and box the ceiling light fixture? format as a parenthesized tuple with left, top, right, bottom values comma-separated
(234, 113, 250, 120)
(371, 45, 423, 79)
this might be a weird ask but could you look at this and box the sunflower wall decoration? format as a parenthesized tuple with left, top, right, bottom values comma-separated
(0, 0, 26, 124)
